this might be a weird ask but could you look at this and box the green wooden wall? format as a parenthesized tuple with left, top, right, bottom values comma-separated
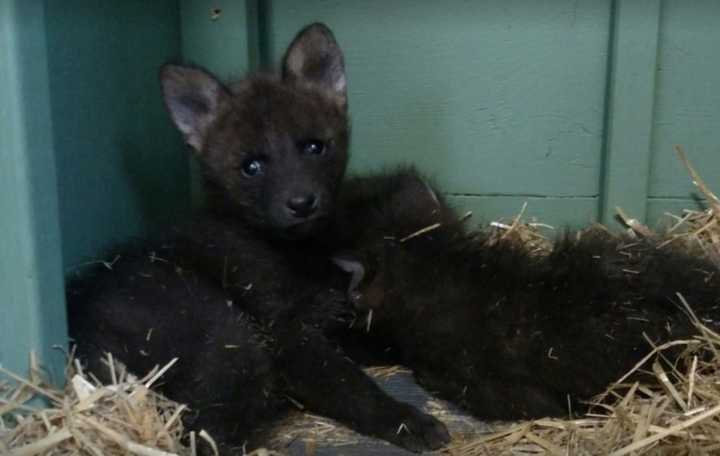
(45, 0, 190, 271)
(2, 0, 720, 378)
(1, 1, 67, 383)
(264, 0, 611, 227)
(646, 0, 720, 222)
(258, 0, 719, 229)
(1, 0, 188, 379)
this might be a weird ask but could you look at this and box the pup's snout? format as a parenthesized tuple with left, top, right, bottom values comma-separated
(286, 193, 318, 218)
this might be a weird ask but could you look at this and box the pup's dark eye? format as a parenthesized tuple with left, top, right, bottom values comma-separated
(241, 159, 264, 177)
(300, 139, 325, 155)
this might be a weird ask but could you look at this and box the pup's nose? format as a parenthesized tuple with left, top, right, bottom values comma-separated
(286, 194, 318, 218)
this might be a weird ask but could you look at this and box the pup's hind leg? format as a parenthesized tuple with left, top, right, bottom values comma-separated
(171, 314, 287, 454)
(68, 255, 287, 453)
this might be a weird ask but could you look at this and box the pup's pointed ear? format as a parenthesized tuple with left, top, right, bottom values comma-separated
(282, 23, 346, 108)
(159, 64, 231, 153)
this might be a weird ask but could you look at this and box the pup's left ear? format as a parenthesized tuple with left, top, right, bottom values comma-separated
(159, 64, 231, 153)
(282, 23, 347, 108)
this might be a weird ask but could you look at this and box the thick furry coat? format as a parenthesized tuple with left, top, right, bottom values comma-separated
(333, 168, 720, 419)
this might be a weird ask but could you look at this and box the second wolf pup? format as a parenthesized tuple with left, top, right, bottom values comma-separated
(332, 168, 720, 420)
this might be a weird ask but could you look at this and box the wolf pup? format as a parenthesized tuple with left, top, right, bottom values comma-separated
(332, 168, 720, 420)
(67, 24, 449, 453)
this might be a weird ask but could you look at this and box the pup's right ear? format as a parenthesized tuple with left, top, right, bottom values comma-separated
(282, 23, 346, 108)
(159, 64, 231, 153)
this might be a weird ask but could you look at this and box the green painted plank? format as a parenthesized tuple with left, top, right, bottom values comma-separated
(264, 0, 611, 197)
(599, 0, 661, 226)
(446, 195, 598, 231)
(0, 0, 66, 382)
(180, 0, 256, 79)
(648, 0, 720, 199)
(45, 0, 189, 269)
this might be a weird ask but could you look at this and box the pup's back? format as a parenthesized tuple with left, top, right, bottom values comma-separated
(333, 170, 720, 420)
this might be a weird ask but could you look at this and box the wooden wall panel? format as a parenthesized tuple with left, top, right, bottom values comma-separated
(647, 0, 720, 220)
(264, 0, 612, 223)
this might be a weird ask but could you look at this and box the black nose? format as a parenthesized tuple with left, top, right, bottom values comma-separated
(286, 194, 318, 218)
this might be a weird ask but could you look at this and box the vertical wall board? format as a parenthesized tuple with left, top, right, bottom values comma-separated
(179, 0, 258, 203)
(264, 0, 611, 212)
(648, 0, 720, 202)
(45, 0, 190, 270)
(598, 0, 660, 226)
(0, 1, 67, 382)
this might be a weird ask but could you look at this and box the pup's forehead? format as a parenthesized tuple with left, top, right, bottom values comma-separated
(232, 77, 345, 123)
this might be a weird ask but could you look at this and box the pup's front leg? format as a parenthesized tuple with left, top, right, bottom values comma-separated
(274, 320, 450, 453)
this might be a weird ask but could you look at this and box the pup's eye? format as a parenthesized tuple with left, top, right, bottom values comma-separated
(299, 139, 325, 155)
(241, 159, 264, 177)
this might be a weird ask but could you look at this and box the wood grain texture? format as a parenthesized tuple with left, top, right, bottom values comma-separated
(265, 0, 611, 199)
(0, 0, 67, 381)
(45, 0, 189, 269)
(648, 0, 720, 200)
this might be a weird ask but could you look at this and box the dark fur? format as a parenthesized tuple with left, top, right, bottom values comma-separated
(67, 24, 449, 453)
(333, 168, 720, 420)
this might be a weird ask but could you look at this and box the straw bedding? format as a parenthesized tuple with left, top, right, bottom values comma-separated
(0, 354, 280, 456)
